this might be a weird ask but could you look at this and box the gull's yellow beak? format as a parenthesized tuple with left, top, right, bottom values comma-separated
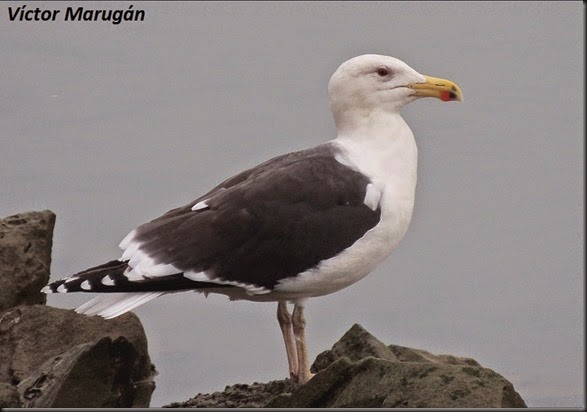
(408, 75, 463, 102)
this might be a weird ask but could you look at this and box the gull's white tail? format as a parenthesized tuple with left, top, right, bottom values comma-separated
(75, 292, 165, 319)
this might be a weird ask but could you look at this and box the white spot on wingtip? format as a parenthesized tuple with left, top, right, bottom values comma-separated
(57, 284, 68, 293)
(191, 200, 209, 211)
(41, 285, 52, 294)
(101, 275, 115, 286)
(81, 280, 91, 290)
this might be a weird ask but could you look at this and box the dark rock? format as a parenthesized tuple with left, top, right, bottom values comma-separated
(0, 210, 55, 312)
(164, 379, 298, 408)
(0, 382, 22, 407)
(0, 305, 155, 407)
(266, 357, 355, 408)
(312, 323, 398, 373)
(169, 323, 527, 408)
(268, 356, 526, 408)
(267, 324, 526, 408)
(388, 343, 481, 366)
(313, 324, 480, 372)
(17, 336, 150, 408)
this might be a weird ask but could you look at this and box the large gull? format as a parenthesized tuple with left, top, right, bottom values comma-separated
(43, 54, 463, 384)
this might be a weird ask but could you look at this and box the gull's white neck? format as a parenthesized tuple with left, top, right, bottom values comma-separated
(332, 110, 418, 197)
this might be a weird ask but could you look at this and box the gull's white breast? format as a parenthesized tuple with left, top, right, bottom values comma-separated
(273, 117, 419, 300)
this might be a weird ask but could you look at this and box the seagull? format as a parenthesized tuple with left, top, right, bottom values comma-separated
(42, 54, 463, 384)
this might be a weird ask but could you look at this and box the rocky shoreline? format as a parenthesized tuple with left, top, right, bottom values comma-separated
(0, 210, 527, 408)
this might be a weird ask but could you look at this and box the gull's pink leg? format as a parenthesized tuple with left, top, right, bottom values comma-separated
(277, 301, 299, 380)
(292, 300, 314, 384)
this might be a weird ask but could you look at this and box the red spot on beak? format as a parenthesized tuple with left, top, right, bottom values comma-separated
(440, 91, 451, 102)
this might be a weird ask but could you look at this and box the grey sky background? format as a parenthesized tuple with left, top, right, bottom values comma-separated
(2, 1, 583, 408)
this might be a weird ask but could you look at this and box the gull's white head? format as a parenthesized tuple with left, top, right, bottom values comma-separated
(328, 54, 463, 130)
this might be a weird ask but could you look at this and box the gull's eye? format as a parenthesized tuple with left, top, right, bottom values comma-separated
(376, 67, 391, 77)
